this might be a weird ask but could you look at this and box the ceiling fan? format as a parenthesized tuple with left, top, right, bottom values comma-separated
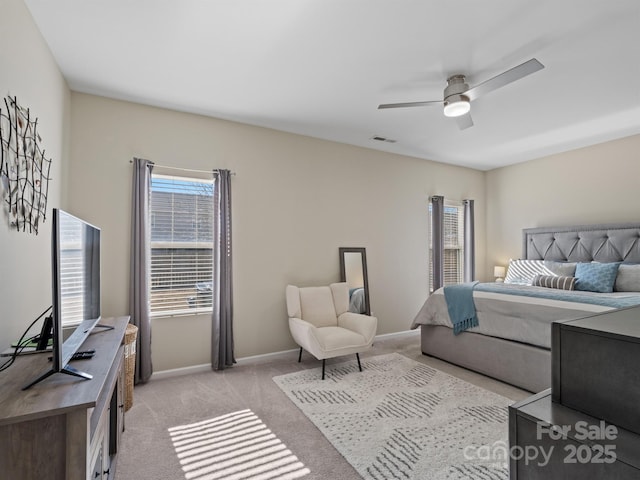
(378, 58, 544, 130)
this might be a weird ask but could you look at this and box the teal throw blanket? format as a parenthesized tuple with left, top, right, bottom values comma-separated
(443, 281, 479, 335)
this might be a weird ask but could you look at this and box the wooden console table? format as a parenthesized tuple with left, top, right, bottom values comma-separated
(0, 316, 130, 480)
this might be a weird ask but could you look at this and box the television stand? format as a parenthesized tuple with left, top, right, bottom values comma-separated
(22, 363, 93, 390)
(95, 323, 115, 331)
(0, 316, 129, 480)
(22, 319, 116, 390)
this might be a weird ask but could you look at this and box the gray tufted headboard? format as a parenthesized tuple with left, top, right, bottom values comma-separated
(522, 223, 640, 263)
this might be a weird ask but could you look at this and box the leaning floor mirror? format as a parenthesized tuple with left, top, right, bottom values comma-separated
(339, 247, 371, 316)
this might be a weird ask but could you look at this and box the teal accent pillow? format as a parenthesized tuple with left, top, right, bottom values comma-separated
(575, 262, 620, 293)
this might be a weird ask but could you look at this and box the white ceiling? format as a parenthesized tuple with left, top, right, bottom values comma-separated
(24, 0, 640, 170)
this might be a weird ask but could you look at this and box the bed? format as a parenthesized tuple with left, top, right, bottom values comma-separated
(411, 223, 640, 393)
(348, 287, 366, 313)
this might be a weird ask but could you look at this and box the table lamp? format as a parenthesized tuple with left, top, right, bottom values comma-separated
(494, 266, 506, 283)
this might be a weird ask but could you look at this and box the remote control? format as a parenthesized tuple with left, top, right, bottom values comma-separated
(71, 350, 95, 360)
(48, 349, 96, 361)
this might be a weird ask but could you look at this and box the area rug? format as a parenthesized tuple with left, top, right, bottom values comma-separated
(168, 409, 310, 480)
(273, 353, 511, 480)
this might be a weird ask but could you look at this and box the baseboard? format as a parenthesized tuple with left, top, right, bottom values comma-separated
(236, 330, 417, 364)
(150, 349, 299, 379)
(151, 363, 212, 380)
(374, 329, 419, 340)
(151, 329, 419, 380)
(235, 348, 299, 365)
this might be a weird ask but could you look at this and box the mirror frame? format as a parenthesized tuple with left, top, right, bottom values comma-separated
(339, 247, 371, 316)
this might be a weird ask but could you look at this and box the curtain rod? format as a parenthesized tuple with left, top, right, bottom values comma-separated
(129, 159, 235, 175)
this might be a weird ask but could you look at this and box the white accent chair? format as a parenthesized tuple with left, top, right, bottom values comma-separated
(286, 282, 378, 379)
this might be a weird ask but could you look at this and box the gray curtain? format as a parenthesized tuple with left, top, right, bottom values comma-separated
(212, 169, 235, 370)
(130, 158, 153, 384)
(463, 199, 475, 282)
(430, 195, 445, 291)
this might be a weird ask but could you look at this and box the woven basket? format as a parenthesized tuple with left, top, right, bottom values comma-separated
(123, 324, 138, 412)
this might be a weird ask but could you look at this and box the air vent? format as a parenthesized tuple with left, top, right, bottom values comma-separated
(371, 135, 397, 143)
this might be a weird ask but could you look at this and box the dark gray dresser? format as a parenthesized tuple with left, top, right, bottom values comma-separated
(509, 306, 640, 479)
(551, 306, 640, 435)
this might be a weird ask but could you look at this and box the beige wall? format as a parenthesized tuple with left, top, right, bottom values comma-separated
(69, 93, 486, 371)
(485, 134, 640, 274)
(0, 0, 70, 350)
(12, 0, 635, 372)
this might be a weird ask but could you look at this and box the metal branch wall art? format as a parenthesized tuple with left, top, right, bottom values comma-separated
(0, 96, 52, 234)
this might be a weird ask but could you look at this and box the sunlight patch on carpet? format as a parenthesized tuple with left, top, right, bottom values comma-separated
(273, 353, 511, 480)
(168, 409, 310, 480)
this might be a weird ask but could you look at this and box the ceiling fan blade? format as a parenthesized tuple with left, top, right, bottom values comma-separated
(455, 113, 474, 130)
(378, 100, 442, 109)
(465, 58, 544, 101)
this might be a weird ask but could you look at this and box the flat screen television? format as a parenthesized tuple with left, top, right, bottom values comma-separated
(23, 208, 103, 389)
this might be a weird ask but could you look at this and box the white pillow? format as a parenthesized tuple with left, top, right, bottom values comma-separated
(614, 264, 640, 292)
(544, 260, 577, 277)
(504, 259, 552, 285)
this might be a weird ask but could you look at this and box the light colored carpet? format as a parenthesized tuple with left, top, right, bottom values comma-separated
(273, 353, 511, 480)
(168, 409, 310, 480)
(115, 333, 527, 480)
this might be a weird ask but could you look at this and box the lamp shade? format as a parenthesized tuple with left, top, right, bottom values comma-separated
(494, 266, 506, 278)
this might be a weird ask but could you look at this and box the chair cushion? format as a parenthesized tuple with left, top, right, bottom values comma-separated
(330, 282, 350, 316)
(285, 285, 302, 318)
(299, 287, 338, 327)
(338, 312, 378, 344)
(314, 326, 367, 354)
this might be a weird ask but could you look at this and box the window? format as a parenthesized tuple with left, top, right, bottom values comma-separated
(149, 174, 214, 316)
(429, 200, 464, 292)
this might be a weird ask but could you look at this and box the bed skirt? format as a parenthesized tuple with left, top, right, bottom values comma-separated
(420, 325, 550, 393)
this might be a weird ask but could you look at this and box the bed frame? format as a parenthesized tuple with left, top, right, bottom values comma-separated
(420, 222, 640, 393)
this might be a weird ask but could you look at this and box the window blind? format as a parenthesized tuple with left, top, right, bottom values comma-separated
(429, 201, 465, 291)
(150, 174, 214, 316)
(443, 205, 464, 285)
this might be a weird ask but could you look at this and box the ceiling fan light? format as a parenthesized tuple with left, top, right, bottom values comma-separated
(443, 95, 470, 117)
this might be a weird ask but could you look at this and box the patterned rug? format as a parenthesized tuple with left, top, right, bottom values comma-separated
(273, 353, 511, 480)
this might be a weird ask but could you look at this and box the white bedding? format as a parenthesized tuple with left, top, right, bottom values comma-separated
(410, 287, 633, 349)
(349, 287, 366, 313)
